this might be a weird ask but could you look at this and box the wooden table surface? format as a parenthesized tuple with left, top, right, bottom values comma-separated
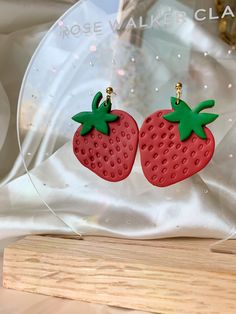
(2, 236, 236, 314)
(0, 237, 148, 314)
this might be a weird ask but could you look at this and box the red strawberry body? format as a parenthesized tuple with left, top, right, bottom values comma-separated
(73, 110, 138, 182)
(139, 109, 215, 187)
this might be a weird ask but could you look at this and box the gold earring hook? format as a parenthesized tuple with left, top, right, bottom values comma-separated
(106, 87, 116, 100)
(175, 82, 182, 104)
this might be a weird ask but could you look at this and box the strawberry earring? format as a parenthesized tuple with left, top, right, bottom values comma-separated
(72, 87, 139, 182)
(139, 83, 219, 187)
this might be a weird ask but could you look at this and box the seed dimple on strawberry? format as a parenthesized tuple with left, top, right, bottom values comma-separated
(72, 91, 138, 182)
(140, 97, 218, 187)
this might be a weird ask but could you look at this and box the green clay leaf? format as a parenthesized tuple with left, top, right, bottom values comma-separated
(170, 97, 192, 113)
(105, 113, 119, 122)
(92, 92, 103, 111)
(80, 123, 93, 136)
(192, 124, 207, 139)
(72, 112, 92, 123)
(163, 98, 218, 141)
(72, 91, 119, 136)
(198, 113, 219, 125)
(163, 111, 182, 122)
(178, 121, 193, 141)
(96, 121, 109, 135)
(193, 100, 215, 114)
(97, 99, 112, 114)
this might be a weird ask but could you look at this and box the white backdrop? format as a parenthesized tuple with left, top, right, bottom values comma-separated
(0, 0, 236, 241)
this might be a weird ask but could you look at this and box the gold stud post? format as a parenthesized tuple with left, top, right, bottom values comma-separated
(106, 87, 116, 103)
(106, 87, 114, 96)
(175, 82, 182, 104)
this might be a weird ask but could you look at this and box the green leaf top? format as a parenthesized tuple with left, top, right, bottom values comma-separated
(163, 97, 218, 141)
(72, 92, 118, 136)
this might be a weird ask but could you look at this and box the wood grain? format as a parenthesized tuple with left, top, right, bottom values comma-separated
(211, 239, 236, 255)
(2, 235, 236, 314)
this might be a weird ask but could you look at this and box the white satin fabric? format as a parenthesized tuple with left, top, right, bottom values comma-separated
(0, 0, 236, 240)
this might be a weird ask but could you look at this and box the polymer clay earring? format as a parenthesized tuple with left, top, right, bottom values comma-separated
(139, 83, 218, 187)
(72, 87, 139, 182)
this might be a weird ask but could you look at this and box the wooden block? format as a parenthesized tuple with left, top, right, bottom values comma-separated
(2, 235, 236, 314)
(211, 239, 236, 255)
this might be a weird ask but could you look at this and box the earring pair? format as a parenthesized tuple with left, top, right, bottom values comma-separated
(72, 84, 218, 187)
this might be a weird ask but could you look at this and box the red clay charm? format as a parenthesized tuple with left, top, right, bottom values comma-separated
(139, 96, 218, 187)
(72, 90, 139, 182)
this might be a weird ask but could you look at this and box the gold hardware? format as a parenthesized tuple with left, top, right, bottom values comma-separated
(106, 87, 116, 103)
(175, 82, 182, 104)
(106, 87, 114, 96)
